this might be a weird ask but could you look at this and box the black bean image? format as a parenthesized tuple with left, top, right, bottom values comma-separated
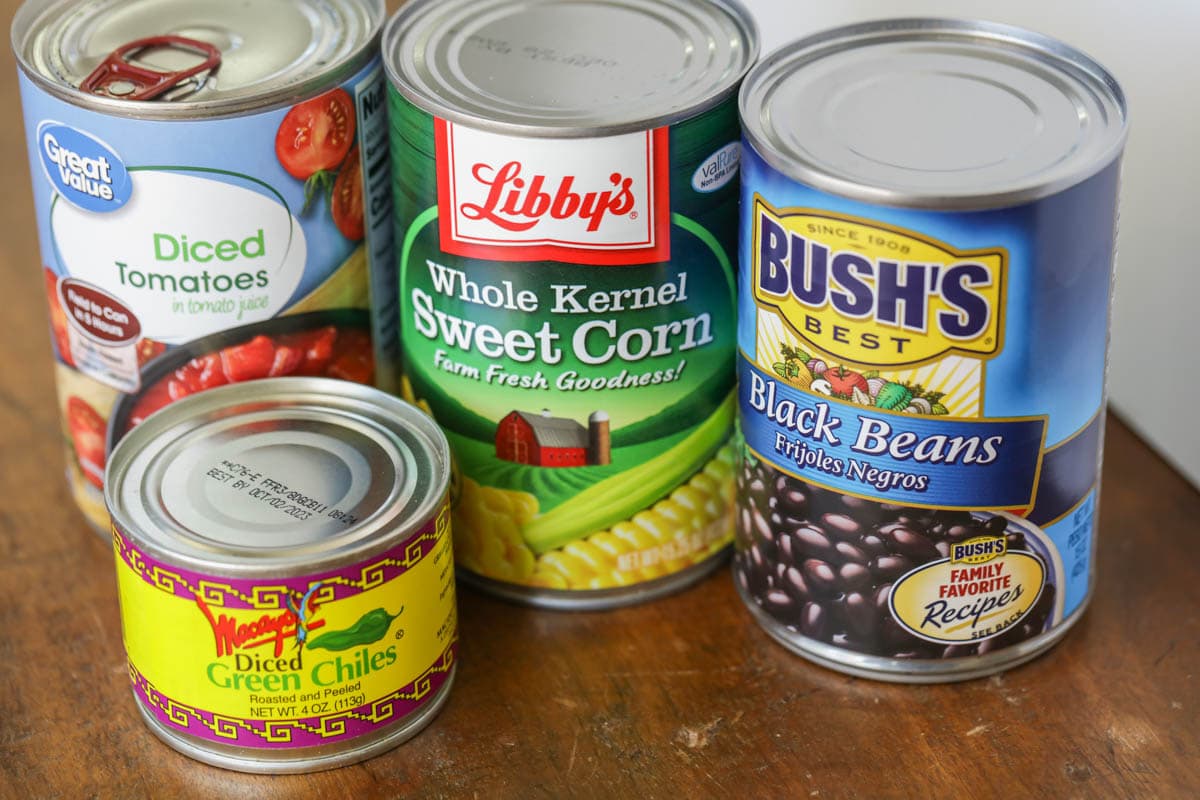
(734, 456, 1056, 660)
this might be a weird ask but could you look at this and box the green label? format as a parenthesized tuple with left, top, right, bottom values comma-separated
(390, 90, 741, 592)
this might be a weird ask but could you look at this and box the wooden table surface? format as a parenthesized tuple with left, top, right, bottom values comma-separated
(2, 5, 1198, 798)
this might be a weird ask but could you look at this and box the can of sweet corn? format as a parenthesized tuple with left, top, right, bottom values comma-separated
(735, 20, 1127, 681)
(383, 0, 758, 608)
(105, 378, 457, 772)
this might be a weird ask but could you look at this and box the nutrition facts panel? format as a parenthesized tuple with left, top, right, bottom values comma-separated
(354, 65, 399, 392)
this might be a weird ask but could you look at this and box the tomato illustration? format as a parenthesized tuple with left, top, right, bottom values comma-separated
(291, 326, 338, 375)
(325, 328, 373, 384)
(192, 353, 229, 390)
(43, 267, 74, 367)
(126, 380, 171, 429)
(275, 89, 356, 180)
(136, 338, 166, 366)
(167, 365, 201, 401)
(826, 365, 869, 397)
(123, 324, 373, 433)
(270, 344, 304, 377)
(331, 147, 365, 241)
(66, 396, 105, 490)
(220, 335, 276, 383)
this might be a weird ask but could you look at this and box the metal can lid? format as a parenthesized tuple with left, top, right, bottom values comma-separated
(740, 19, 1128, 209)
(105, 378, 451, 577)
(13, 0, 384, 117)
(384, 0, 759, 136)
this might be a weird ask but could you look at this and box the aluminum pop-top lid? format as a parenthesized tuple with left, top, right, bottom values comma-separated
(13, 0, 383, 116)
(385, 0, 759, 136)
(740, 19, 1128, 209)
(106, 378, 450, 576)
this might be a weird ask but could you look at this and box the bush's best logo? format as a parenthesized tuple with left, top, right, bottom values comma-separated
(435, 120, 670, 265)
(951, 536, 1008, 564)
(752, 199, 1005, 367)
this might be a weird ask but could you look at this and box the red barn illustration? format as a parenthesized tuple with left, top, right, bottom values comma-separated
(496, 409, 611, 468)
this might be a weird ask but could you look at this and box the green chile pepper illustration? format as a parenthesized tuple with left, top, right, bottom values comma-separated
(307, 606, 404, 652)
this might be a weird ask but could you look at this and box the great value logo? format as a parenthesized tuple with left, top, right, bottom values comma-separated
(38, 122, 131, 212)
(434, 120, 670, 265)
(752, 200, 1006, 367)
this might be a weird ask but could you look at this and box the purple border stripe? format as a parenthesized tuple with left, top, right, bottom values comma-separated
(130, 641, 457, 749)
(112, 502, 448, 609)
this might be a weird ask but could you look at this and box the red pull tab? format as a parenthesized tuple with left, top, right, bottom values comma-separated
(80, 36, 221, 101)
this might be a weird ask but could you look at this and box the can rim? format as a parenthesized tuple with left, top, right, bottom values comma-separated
(739, 17, 1129, 210)
(105, 378, 451, 577)
(382, 0, 760, 138)
(11, 0, 386, 119)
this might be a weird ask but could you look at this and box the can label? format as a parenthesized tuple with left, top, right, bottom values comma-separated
(391, 92, 741, 593)
(435, 122, 672, 265)
(735, 144, 1114, 659)
(19, 57, 395, 529)
(113, 503, 456, 750)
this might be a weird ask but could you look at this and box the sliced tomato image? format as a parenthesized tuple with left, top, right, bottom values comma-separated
(191, 353, 229, 390)
(288, 326, 338, 375)
(331, 147, 365, 241)
(43, 267, 74, 367)
(121, 318, 374, 435)
(220, 335, 276, 383)
(135, 338, 166, 366)
(325, 328, 373, 384)
(66, 396, 105, 489)
(275, 89, 356, 180)
(126, 378, 171, 429)
(167, 365, 201, 401)
(269, 344, 304, 377)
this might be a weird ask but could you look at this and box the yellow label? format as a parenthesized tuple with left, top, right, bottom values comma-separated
(113, 504, 457, 749)
(889, 550, 1046, 644)
(751, 199, 1006, 368)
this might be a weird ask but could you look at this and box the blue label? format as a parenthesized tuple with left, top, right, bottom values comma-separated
(733, 139, 1119, 658)
(37, 122, 131, 212)
(739, 359, 1047, 509)
(20, 60, 394, 534)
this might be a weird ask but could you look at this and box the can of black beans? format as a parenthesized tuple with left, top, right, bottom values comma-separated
(734, 19, 1128, 681)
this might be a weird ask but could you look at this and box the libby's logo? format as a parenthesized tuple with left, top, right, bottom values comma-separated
(752, 199, 1005, 367)
(435, 120, 670, 265)
(195, 584, 325, 659)
(459, 161, 636, 233)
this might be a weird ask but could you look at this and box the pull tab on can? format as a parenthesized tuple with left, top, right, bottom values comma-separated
(80, 36, 221, 101)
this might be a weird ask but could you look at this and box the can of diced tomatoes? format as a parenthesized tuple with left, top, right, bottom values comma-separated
(734, 19, 1128, 681)
(105, 378, 457, 773)
(384, 0, 758, 608)
(13, 0, 395, 532)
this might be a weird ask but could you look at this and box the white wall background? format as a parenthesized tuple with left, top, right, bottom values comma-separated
(737, 0, 1199, 488)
